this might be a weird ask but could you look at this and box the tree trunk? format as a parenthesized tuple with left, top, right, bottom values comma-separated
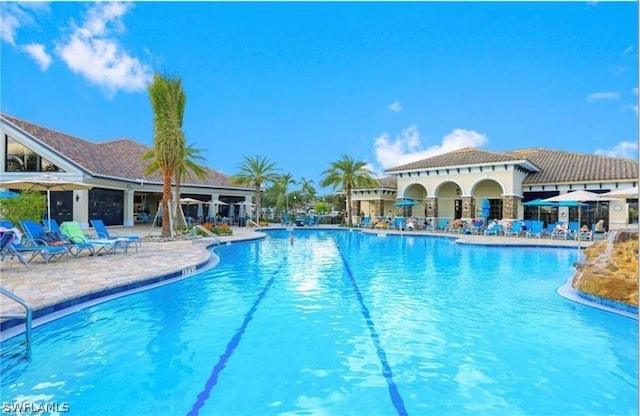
(161, 174, 172, 237)
(346, 186, 352, 227)
(255, 184, 261, 223)
(174, 180, 185, 228)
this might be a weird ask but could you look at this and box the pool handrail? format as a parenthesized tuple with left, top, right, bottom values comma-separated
(0, 287, 32, 358)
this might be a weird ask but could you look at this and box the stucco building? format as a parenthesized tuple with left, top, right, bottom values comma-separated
(352, 147, 638, 230)
(1, 114, 253, 227)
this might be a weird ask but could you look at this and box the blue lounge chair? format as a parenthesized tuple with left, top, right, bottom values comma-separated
(0, 230, 29, 268)
(90, 219, 141, 252)
(484, 222, 503, 236)
(504, 221, 523, 237)
(5, 220, 69, 263)
(526, 220, 544, 238)
(21, 219, 93, 257)
(436, 219, 449, 231)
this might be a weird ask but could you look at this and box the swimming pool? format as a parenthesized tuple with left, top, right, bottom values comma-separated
(1, 229, 637, 415)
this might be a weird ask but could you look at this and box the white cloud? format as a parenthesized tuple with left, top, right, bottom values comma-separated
(623, 46, 634, 55)
(586, 91, 619, 103)
(594, 141, 638, 159)
(55, 2, 152, 94)
(22, 43, 52, 71)
(633, 87, 638, 95)
(388, 101, 402, 113)
(0, 3, 49, 45)
(374, 125, 488, 171)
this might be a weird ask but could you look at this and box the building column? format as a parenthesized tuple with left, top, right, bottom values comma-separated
(123, 189, 135, 226)
(502, 196, 520, 220)
(426, 197, 438, 218)
(462, 196, 474, 219)
(73, 189, 90, 228)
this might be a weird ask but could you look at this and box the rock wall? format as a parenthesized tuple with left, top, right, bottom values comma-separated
(572, 230, 638, 307)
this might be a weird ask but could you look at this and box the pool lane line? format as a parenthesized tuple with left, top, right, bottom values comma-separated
(187, 263, 283, 416)
(334, 241, 409, 416)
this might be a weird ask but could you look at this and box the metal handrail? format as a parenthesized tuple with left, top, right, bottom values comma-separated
(0, 287, 32, 358)
(246, 219, 262, 230)
(191, 225, 222, 247)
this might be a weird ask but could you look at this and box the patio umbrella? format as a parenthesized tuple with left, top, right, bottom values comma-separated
(543, 190, 605, 250)
(394, 199, 417, 207)
(0, 173, 92, 229)
(481, 198, 491, 221)
(0, 190, 19, 199)
(600, 186, 639, 199)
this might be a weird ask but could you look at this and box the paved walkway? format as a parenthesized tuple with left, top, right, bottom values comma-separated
(0, 224, 592, 324)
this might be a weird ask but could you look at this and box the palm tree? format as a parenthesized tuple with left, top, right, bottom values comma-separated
(278, 173, 297, 214)
(143, 142, 208, 228)
(299, 177, 316, 205)
(230, 155, 279, 223)
(147, 72, 186, 237)
(320, 154, 377, 227)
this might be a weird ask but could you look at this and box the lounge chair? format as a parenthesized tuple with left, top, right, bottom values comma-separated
(90, 219, 141, 252)
(526, 220, 544, 238)
(5, 220, 69, 263)
(550, 223, 572, 240)
(435, 219, 449, 231)
(0, 230, 29, 268)
(484, 222, 503, 236)
(21, 219, 93, 257)
(43, 219, 96, 257)
(504, 221, 523, 237)
(59, 221, 123, 255)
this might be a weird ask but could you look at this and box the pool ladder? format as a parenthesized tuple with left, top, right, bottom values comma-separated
(0, 287, 32, 358)
(191, 225, 222, 247)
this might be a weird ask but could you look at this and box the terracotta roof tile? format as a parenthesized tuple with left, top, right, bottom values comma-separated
(385, 146, 638, 184)
(2, 114, 249, 189)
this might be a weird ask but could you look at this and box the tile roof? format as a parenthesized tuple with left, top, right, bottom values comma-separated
(385, 147, 521, 172)
(385, 146, 638, 184)
(507, 148, 639, 184)
(376, 176, 397, 188)
(2, 114, 250, 189)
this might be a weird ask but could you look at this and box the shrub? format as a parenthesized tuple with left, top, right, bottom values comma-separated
(212, 223, 233, 235)
(0, 191, 47, 225)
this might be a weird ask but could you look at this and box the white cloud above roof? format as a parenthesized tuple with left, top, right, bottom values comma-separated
(55, 2, 152, 95)
(388, 101, 402, 113)
(0, 3, 49, 45)
(373, 125, 488, 170)
(22, 43, 52, 71)
(594, 141, 638, 160)
(587, 91, 619, 103)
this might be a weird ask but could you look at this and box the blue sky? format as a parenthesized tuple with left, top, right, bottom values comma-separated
(1, 2, 638, 194)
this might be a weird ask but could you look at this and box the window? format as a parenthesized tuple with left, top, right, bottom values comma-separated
(89, 188, 124, 226)
(5, 135, 63, 173)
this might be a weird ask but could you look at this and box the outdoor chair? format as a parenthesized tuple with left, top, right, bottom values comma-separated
(60, 221, 124, 255)
(22, 219, 93, 257)
(0, 230, 29, 268)
(90, 219, 141, 253)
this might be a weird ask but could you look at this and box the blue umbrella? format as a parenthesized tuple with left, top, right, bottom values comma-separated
(394, 199, 417, 207)
(0, 190, 19, 199)
(481, 198, 491, 219)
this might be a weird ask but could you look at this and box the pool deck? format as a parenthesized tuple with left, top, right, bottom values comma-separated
(0, 224, 594, 327)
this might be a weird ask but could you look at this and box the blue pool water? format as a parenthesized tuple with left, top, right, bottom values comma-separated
(1, 229, 638, 415)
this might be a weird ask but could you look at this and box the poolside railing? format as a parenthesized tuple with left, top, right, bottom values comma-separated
(191, 225, 222, 247)
(0, 287, 32, 358)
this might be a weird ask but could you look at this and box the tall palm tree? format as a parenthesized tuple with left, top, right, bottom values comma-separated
(142, 142, 208, 228)
(147, 72, 186, 237)
(278, 173, 297, 214)
(230, 155, 279, 223)
(299, 177, 316, 205)
(320, 154, 377, 227)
